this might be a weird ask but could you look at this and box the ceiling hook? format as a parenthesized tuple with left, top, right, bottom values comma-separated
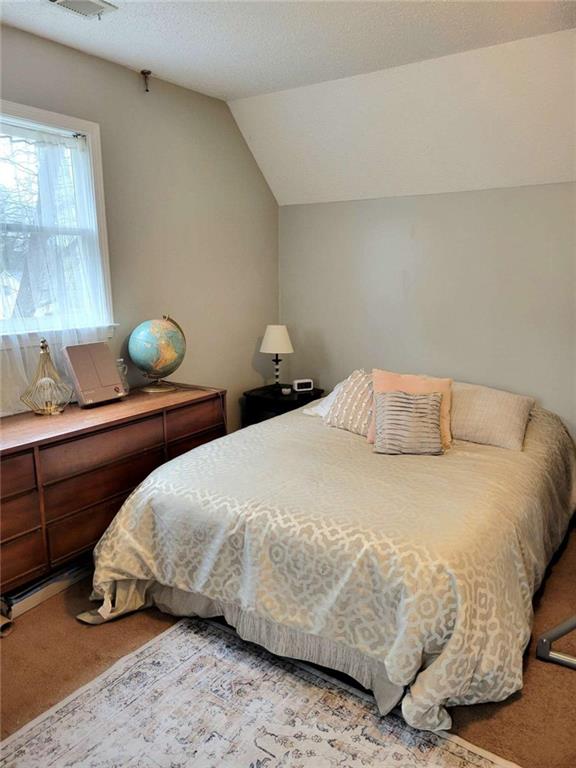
(140, 70, 152, 93)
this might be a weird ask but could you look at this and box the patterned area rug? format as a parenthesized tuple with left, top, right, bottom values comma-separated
(1, 619, 520, 768)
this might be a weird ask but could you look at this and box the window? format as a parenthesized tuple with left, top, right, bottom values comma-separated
(0, 101, 114, 417)
(0, 101, 113, 335)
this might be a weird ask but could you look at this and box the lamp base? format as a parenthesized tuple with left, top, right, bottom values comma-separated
(272, 354, 283, 386)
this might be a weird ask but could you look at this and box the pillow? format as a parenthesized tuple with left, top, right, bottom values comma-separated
(451, 382, 535, 450)
(324, 369, 373, 436)
(368, 369, 452, 449)
(303, 380, 345, 417)
(373, 391, 443, 455)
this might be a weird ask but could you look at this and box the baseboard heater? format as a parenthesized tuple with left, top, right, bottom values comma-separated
(1, 560, 91, 631)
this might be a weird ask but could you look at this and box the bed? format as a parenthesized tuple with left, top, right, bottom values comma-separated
(81, 405, 576, 731)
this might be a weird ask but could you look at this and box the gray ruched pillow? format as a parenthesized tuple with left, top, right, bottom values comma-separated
(373, 391, 443, 455)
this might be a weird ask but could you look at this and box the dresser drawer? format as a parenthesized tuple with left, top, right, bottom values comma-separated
(166, 398, 223, 442)
(167, 426, 226, 460)
(48, 494, 128, 564)
(44, 448, 164, 522)
(40, 415, 164, 483)
(1, 450, 36, 498)
(0, 491, 41, 542)
(1, 531, 46, 588)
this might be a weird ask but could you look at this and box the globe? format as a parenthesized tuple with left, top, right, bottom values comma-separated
(128, 316, 186, 392)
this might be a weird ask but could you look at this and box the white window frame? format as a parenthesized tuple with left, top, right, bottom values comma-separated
(0, 99, 115, 342)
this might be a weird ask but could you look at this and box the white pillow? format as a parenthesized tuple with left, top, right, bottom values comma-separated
(303, 380, 345, 417)
(451, 382, 535, 450)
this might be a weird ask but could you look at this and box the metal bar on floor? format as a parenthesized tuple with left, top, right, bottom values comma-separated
(536, 616, 576, 670)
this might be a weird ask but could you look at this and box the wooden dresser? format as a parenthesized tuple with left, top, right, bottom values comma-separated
(0, 386, 226, 593)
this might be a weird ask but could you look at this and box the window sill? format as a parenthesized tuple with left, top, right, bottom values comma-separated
(0, 324, 118, 351)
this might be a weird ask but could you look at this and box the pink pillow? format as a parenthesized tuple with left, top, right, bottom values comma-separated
(368, 369, 452, 448)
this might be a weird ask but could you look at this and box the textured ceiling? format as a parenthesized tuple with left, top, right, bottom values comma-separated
(2, 1, 575, 101)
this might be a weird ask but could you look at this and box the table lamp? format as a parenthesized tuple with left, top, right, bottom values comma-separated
(260, 325, 294, 386)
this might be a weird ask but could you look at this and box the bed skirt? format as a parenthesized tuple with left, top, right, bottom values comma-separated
(78, 580, 405, 717)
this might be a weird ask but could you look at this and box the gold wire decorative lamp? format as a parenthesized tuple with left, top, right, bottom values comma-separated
(20, 339, 73, 415)
(260, 324, 294, 386)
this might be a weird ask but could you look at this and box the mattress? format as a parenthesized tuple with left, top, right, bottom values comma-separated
(81, 406, 575, 730)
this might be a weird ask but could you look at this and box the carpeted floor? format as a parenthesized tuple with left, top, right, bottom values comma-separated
(1, 528, 575, 768)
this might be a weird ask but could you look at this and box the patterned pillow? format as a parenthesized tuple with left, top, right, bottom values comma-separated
(324, 369, 373, 436)
(373, 391, 443, 455)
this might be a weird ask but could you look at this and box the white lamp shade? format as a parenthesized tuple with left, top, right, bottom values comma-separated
(260, 325, 294, 354)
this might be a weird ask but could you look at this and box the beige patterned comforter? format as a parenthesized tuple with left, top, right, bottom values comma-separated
(87, 406, 575, 731)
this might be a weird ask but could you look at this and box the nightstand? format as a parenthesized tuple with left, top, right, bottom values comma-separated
(242, 384, 324, 427)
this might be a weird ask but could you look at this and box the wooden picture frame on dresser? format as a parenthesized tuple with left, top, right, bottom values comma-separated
(0, 386, 226, 594)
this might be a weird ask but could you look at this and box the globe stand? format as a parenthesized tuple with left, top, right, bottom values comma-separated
(141, 378, 178, 394)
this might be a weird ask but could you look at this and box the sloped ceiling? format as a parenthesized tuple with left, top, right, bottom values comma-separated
(1, 1, 574, 100)
(230, 30, 576, 205)
(3, 3, 574, 207)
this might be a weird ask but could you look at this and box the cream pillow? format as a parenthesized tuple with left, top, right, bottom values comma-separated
(324, 369, 373, 436)
(451, 382, 535, 450)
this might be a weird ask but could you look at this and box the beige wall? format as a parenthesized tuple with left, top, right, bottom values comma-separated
(1, 25, 278, 429)
(280, 183, 576, 436)
(4, 26, 574, 435)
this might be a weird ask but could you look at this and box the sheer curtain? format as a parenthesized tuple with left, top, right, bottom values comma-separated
(0, 117, 114, 415)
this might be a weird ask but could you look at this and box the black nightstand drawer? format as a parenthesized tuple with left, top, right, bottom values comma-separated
(247, 408, 281, 424)
(241, 385, 324, 428)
